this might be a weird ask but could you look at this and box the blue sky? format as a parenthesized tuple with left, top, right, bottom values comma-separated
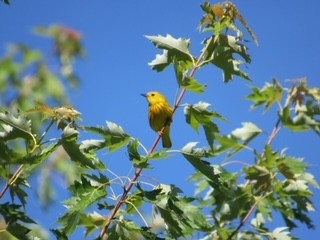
(1, 0, 320, 239)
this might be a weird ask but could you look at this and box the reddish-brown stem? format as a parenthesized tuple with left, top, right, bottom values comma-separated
(228, 118, 282, 239)
(0, 165, 24, 199)
(99, 62, 201, 239)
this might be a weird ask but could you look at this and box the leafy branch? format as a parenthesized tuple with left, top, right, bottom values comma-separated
(0, 2, 319, 240)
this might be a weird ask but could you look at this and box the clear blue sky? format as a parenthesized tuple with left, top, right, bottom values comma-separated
(1, 0, 320, 239)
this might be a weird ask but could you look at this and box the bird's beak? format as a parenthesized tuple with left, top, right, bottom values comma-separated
(141, 93, 147, 98)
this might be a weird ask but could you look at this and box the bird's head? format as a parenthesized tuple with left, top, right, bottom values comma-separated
(141, 91, 168, 106)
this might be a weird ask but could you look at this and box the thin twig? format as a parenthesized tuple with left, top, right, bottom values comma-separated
(98, 38, 208, 239)
(0, 165, 24, 199)
(227, 194, 270, 240)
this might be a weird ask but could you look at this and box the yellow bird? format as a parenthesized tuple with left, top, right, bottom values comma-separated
(141, 91, 173, 148)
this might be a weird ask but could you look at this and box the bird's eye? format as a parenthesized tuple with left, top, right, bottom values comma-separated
(151, 93, 155, 97)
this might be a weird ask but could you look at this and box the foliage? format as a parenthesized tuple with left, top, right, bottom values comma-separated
(0, 1, 319, 240)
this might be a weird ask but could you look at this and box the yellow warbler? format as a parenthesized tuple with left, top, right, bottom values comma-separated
(141, 91, 173, 148)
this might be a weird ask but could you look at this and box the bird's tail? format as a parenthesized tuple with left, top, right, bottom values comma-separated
(162, 127, 172, 148)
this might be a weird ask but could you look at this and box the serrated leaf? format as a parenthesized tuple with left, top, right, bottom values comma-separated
(50, 229, 68, 240)
(231, 122, 262, 142)
(58, 211, 81, 237)
(127, 139, 150, 168)
(146, 34, 194, 72)
(0, 203, 35, 239)
(277, 156, 307, 180)
(79, 212, 105, 238)
(280, 106, 320, 134)
(247, 79, 283, 111)
(84, 122, 131, 153)
(147, 50, 171, 72)
(224, 122, 262, 158)
(146, 34, 192, 60)
(0, 110, 36, 146)
(202, 35, 251, 82)
(9, 177, 29, 206)
(61, 126, 106, 170)
(66, 175, 108, 212)
(174, 61, 206, 93)
(23, 142, 60, 168)
(152, 185, 210, 238)
(271, 227, 292, 240)
(244, 166, 272, 193)
(184, 102, 225, 147)
(181, 142, 223, 191)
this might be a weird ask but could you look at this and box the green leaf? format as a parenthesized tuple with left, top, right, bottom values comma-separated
(218, 122, 262, 158)
(79, 212, 105, 238)
(231, 122, 262, 142)
(181, 142, 223, 191)
(61, 126, 106, 170)
(108, 219, 162, 240)
(24, 142, 60, 168)
(184, 102, 225, 147)
(147, 50, 171, 72)
(247, 79, 283, 111)
(50, 229, 68, 240)
(9, 177, 29, 206)
(244, 165, 272, 193)
(84, 121, 131, 153)
(0, 110, 36, 147)
(127, 139, 150, 168)
(277, 155, 308, 180)
(0, 203, 35, 239)
(280, 106, 320, 134)
(152, 184, 210, 238)
(65, 175, 108, 212)
(174, 61, 206, 93)
(146, 34, 194, 72)
(201, 34, 251, 82)
(58, 211, 81, 237)
(271, 227, 292, 240)
(58, 175, 108, 236)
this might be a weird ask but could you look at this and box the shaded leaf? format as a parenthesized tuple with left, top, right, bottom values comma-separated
(127, 139, 149, 169)
(174, 61, 206, 93)
(61, 126, 106, 170)
(184, 102, 224, 147)
(0, 203, 35, 239)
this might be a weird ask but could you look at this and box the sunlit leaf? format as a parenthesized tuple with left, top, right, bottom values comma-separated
(146, 34, 194, 72)
(79, 212, 105, 238)
(0, 110, 36, 148)
(84, 121, 131, 153)
(231, 122, 262, 142)
(271, 227, 292, 240)
(201, 34, 251, 82)
(247, 79, 283, 111)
